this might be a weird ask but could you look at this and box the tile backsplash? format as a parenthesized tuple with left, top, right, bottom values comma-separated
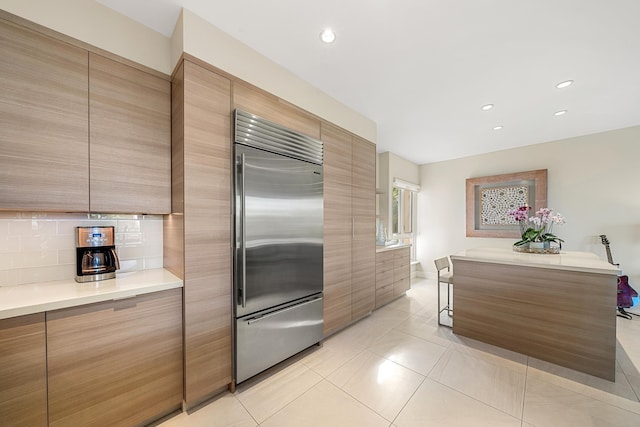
(0, 212, 163, 286)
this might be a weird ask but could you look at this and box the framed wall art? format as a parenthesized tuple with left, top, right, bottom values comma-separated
(465, 169, 547, 238)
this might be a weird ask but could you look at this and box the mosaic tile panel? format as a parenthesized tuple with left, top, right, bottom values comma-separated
(480, 185, 528, 225)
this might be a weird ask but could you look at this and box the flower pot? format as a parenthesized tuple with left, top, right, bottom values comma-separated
(529, 241, 550, 250)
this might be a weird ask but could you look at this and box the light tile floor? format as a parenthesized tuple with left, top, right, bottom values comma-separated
(158, 278, 640, 427)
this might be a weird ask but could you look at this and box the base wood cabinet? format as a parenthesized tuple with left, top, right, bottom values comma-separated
(46, 289, 182, 427)
(375, 246, 411, 308)
(322, 124, 376, 336)
(0, 313, 47, 427)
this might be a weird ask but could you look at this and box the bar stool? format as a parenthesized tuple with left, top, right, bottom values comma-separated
(434, 256, 453, 327)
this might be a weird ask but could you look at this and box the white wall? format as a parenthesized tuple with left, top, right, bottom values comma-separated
(417, 125, 640, 288)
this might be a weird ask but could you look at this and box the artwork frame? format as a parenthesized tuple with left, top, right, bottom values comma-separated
(465, 169, 547, 238)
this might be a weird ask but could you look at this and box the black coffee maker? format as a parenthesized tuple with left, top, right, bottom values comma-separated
(75, 226, 120, 283)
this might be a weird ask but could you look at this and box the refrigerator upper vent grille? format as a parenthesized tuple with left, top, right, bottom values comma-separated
(234, 110, 323, 165)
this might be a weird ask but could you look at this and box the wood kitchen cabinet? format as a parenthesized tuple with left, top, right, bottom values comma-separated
(167, 58, 233, 408)
(46, 289, 182, 427)
(89, 53, 171, 214)
(351, 136, 376, 319)
(0, 313, 47, 427)
(375, 246, 411, 308)
(322, 124, 376, 336)
(322, 123, 353, 336)
(0, 19, 89, 212)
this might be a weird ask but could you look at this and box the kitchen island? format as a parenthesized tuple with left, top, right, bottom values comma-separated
(450, 248, 619, 381)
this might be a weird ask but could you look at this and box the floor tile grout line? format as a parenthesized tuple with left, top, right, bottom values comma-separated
(521, 356, 530, 427)
(390, 375, 428, 426)
(249, 375, 325, 426)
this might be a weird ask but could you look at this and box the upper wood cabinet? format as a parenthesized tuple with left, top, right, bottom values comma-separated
(89, 53, 171, 214)
(170, 59, 233, 409)
(0, 313, 47, 427)
(0, 20, 89, 211)
(46, 289, 182, 427)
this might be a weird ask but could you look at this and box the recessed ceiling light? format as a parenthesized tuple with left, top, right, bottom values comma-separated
(556, 80, 573, 89)
(493, 126, 503, 130)
(554, 110, 568, 116)
(481, 104, 494, 111)
(320, 28, 336, 43)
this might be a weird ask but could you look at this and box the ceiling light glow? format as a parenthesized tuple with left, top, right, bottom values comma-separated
(481, 104, 494, 111)
(493, 126, 503, 130)
(320, 28, 336, 43)
(554, 110, 568, 116)
(556, 80, 574, 89)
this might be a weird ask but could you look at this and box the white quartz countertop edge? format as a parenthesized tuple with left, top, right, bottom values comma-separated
(376, 243, 411, 253)
(0, 268, 183, 320)
(450, 248, 619, 275)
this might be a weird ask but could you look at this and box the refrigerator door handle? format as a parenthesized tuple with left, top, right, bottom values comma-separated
(240, 152, 247, 308)
(246, 296, 321, 325)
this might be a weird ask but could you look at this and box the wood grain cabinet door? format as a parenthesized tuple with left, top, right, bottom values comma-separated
(321, 123, 353, 336)
(46, 289, 182, 427)
(351, 137, 376, 320)
(0, 313, 47, 427)
(0, 20, 89, 211)
(89, 53, 171, 214)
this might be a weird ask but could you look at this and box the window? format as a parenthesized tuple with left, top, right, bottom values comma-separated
(391, 178, 419, 260)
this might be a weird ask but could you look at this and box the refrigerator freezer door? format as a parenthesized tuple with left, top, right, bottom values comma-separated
(235, 144, 323, 318)
(236, 295, 323, 383)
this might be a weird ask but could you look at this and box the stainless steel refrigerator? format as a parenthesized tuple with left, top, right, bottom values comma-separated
(233, 110, 324, 384)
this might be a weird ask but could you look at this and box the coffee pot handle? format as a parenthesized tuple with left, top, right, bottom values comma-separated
(110, 248, 120, 270)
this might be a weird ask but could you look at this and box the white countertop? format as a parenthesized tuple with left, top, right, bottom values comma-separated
(0, 268, 183, 320)
(376, 243, 411, 253)
(450, 247, 619, 275)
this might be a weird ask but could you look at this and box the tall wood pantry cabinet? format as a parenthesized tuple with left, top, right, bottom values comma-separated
(167, 58, 233, 409)
(322, 123, 376, 336)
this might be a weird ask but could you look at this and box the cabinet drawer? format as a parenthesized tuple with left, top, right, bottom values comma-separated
(376, 270, 393, 289)
(376, 259, 395, 275)
(394, 253, 410, 269)
(376, 284, 394, 307)
(394, 266, 410, 282)
(394, 278, 411, 297)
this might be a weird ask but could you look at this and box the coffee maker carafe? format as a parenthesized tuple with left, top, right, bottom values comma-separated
(75, 226, 120, 283)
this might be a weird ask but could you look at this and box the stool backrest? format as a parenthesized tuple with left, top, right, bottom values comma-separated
(434, 257, 450, 271)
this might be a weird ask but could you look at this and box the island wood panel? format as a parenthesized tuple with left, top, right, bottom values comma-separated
(233, 83, 321, 140)
(322, 123, 353, 335)
(0, 313, 47, 427)
(89, 52, 171, 213)
(452, 258, 617, 380)
(351, 137, 376, 319)
(46, 289, 183, 427)
(0, 19, 89, 211)
(181, 60, 233, 406)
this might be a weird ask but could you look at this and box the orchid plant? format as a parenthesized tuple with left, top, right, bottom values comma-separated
(507, 206, 565, 247)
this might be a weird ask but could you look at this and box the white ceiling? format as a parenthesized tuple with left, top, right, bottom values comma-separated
(97, 0, 640, 164)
